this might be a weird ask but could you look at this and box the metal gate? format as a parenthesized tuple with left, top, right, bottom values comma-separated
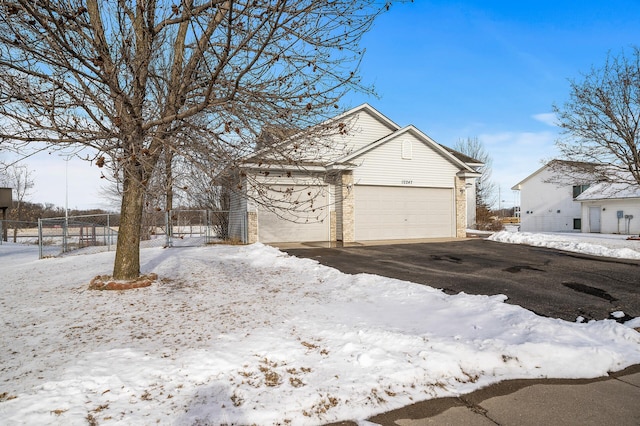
(165, 210, 229, 247)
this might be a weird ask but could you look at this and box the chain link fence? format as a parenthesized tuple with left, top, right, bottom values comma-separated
(37, 214, 118, 258)
(165, 210, 231, 247)
(33, 210, 235, 258)
(0, 220, 41, 245)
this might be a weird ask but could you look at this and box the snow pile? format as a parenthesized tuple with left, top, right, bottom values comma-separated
(489, 231, 640, 260)
(0, 242, 639, 425)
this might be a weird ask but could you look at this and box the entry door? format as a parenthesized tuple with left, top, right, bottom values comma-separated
(589, 207, 601, 233)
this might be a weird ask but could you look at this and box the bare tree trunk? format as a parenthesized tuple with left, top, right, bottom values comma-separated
(113, 173, 145, 280)
(165, 151, 174, 241)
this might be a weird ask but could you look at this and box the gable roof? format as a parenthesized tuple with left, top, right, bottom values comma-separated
(511, 160, 599, 190)
(576, 181, 640, 201)
(241, 104, 480, 175)
(241, 103, 399, 165)
(328, 103, 401, 133)
(441, 146, 484, 167)
(331, 125, 479, 174)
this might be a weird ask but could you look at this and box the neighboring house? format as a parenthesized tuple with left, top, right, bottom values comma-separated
(575, 182, 640, 235)
(511, 160, 595, 233)
(228, 104, 482, 244)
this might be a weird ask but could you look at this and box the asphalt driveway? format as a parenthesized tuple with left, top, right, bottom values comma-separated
(284, 239, 640, 322)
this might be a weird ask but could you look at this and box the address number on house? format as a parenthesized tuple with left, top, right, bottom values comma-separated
(401, 180, 413, 185)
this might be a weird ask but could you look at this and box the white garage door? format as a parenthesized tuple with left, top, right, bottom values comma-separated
(354, 185, 453, 240)
(258, 185, 330, 243)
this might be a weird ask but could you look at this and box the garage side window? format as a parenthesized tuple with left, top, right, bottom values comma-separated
(402, 140, 412, 159)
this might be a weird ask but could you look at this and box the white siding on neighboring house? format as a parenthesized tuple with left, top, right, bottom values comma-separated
(576, 182, 640, 234)
(516, 167, 583, 232)
(579, 199, 640, 234)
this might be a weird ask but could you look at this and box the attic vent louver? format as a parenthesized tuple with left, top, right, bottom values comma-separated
(402, 140, 412, 159)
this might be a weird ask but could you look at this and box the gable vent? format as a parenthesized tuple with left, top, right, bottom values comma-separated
(402, 140, 413, 159)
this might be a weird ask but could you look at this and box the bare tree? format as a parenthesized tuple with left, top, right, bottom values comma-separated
(0, 162, 34, 241)
(553, 46, 640, 186)
(0, 1, 393, 280)
(453, 137, 497, 229)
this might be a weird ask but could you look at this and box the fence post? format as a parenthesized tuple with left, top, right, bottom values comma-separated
(165, 210, 171, 248)
(206, 210, 212, 244)
(107, 214, 111, 251)
(38, 218, 43, 259)
(62, 216, 68, 253)
(1, 206, 6, 242)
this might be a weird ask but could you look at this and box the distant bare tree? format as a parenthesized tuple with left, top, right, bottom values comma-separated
(454, 137, 497, 229)
(553, 47, 640, 186)
(0, 162, 34, 241)
(0, 1, 394, 280)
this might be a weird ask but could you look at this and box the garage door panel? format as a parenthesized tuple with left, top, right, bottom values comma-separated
(354, 186, 453, 240)
(258, 185, 330, 243)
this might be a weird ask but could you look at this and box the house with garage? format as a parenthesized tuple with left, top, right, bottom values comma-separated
(228, 104, 482, 244)
(511, 160, 596, 233)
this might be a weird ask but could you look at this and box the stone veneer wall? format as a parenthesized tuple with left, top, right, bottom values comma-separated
(329, 210, 337, 242)
(247, 211, 258, 244)
(341, 171, 355, 243)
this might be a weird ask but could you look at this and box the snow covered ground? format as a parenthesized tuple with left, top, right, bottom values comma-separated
(489, 230, 640, 260)
(1, 232, 639, 425)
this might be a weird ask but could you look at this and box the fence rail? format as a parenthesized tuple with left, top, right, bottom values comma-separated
(0, 220, 40, 245)
(38, 214, 118, 258)
(31, 210, 235, 258)
(1, 210, 244, 259)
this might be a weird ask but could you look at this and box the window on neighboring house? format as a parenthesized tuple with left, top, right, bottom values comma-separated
(572, 184, 590, 198)
(573, 218, 581, 230)
(402, 140, 412, 159)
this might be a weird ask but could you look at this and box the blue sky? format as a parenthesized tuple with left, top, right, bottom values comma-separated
(346, 0, 640, 208)
(15, 1, 640, 210)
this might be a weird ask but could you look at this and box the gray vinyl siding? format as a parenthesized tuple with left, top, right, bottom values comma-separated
(352, 133, 459, 188)
(345, 110, 398, 152)
(228, 182, 248, 242)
